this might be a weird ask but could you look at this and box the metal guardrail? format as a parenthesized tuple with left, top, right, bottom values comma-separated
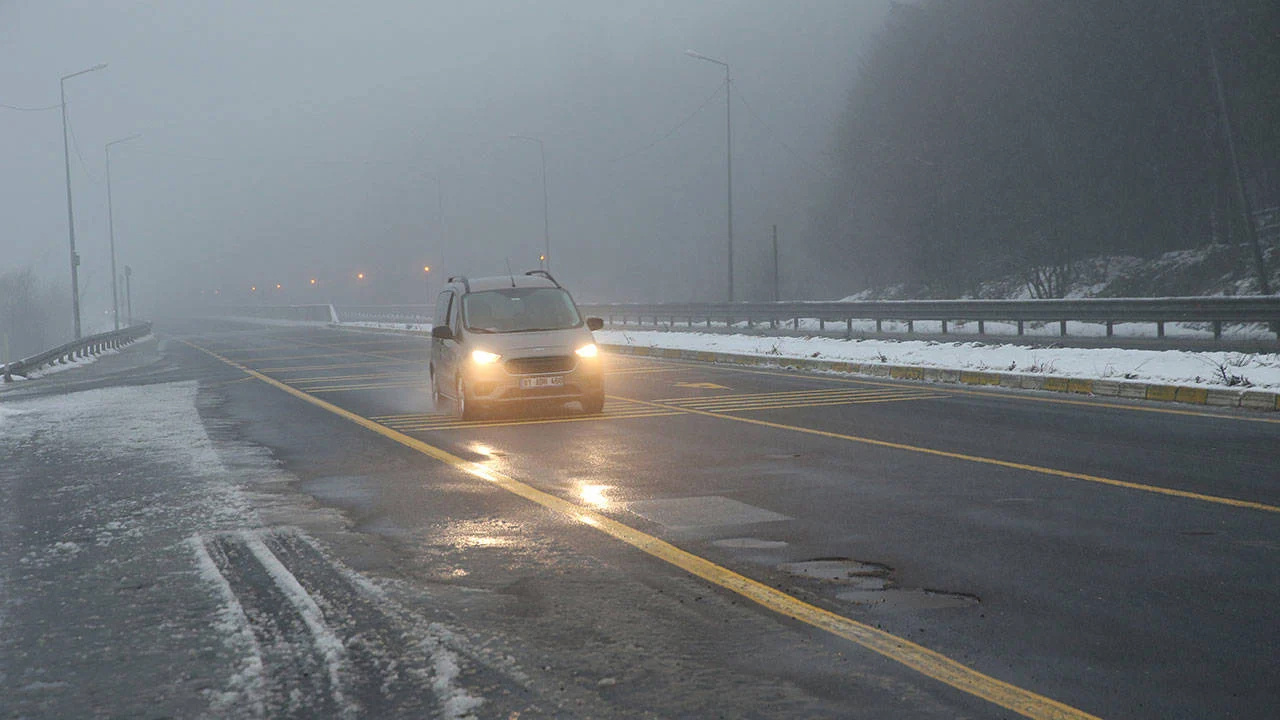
(2, 322, 153, 382)
(576, 297, 1280, 341)
(334, 304, 431, 324)
(211, 305, 339, 323)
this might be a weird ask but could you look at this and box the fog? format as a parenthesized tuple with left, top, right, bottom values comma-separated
(2, 1, 887, 327)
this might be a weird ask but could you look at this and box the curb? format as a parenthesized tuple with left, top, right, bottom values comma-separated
(600, 343, 1280, 413)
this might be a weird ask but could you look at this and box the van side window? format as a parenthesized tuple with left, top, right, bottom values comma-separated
(434, 291, 453, 328)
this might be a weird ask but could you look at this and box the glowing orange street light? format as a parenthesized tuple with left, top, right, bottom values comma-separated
(356, 272, 365, 280)
(309, 278, 317, 285)
(423, 265, 430, 273)
(250, 286, 257, 292)
(275, 283, 282, 290)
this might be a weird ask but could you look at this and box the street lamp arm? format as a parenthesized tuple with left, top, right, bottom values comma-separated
(61, 63, 108, 82)
(106, 133, 141, 150)
(685, 50, 728, 68)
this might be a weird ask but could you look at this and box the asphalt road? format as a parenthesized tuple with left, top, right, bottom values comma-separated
(4, 318, 1277, 719)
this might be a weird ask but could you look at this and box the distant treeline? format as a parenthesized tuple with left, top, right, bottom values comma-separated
(814, 0, 1279, 296)
(1, 269, 66, 361)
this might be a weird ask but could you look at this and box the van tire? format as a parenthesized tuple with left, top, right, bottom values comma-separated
(582, 393, 604, 414)
(456, 375, 481, 421)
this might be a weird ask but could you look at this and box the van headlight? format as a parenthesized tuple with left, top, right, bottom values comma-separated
(575, 343, 599, 358)
(471, 350, 502, 364)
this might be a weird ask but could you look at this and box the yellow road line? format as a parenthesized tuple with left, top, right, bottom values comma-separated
(216, 351, 398, 363)
(665, 389, 935, 409)
(636, 356, 1280, 425)
(285, 371, 423, 383)
(301, 381, 429, 393)
(611, 393, 1280, 514)
(391, 410, 684, 431)
(605, 367, 683, 376)
(681, 394, 949, 413)
(654, 386, 915, 403)
(258, 360, 412, 373)
(182, 338, 1101, 720)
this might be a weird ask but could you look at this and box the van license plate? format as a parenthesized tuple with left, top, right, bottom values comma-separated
(520, 376, 564, 389)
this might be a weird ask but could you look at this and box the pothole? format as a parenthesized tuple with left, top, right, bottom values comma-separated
(713, 538, 789, 550)
(778, 557, 979, 610)
(837, 588, 980, 610)
(777, 558, 891, 581)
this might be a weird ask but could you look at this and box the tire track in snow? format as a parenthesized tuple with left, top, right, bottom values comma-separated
(196, 529, 486, 719)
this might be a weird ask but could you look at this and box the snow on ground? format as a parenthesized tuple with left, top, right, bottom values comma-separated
(596, 330, 1280, 390)
(329, 318, 1279, 390)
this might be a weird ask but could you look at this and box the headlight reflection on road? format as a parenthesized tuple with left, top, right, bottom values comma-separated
(579, 484, 612, 509)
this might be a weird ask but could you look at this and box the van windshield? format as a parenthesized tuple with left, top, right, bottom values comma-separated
(462, 288, 582, 333)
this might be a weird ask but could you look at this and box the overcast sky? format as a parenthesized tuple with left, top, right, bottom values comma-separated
(2, 1, 887, 327)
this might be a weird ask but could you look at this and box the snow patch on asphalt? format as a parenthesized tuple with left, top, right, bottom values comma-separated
(242, 532, 356, 719)
(189, 537, 267, 719)
(596, 330, 1280, 390)
(423, 623, 486, 719)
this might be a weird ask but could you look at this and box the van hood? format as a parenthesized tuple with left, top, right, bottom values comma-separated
(465, 327, 596, 358)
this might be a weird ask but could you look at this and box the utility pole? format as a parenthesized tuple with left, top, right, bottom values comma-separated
(509, 135, 551, 271)
(60, 63, 107, 339)
(772, 224, 780, 302)
(124, 266, 133, 326)
(686, 50, 734, 302)
(106, 134, 140, 332)
(1201, 0, 1271, 294)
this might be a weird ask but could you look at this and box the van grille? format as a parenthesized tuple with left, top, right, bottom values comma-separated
(505, 355, 575, 375)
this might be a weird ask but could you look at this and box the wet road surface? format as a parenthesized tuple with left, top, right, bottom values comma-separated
(4, 319, 1278, 718)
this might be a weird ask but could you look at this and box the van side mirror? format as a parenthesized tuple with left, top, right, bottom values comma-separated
(586, 317, 604, 331)
(431, 325, 454, 340)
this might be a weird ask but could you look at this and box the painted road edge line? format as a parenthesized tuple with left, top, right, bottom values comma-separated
(608, 393, 1280, 515)
(181, 338, 1104, 720)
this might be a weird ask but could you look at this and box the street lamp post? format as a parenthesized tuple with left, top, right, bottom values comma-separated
(123, 265, 133, 326)
(60, 62, 108, 339)
(686, 49, 734, 302)
(509, 135, 550, 271)
(423, 265, 431, 305)
(106, 134, 140, 330)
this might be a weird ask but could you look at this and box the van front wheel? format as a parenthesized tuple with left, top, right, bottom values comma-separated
(456, 375, 482, 421)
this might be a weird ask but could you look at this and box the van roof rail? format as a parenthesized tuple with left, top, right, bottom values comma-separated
(524, 269, 560, 288)
(447, 275, 470, 292)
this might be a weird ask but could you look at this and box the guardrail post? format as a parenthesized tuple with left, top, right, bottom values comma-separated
(1157, 321, 1165, 339)
(1059, 320, 1067, 337)
(845, 318, 853, 339)
(1213, 320, 1222, 340)
(1106, 321, 1114, 338)
(978, 320, 985, 335)
(747, 316, 753, 329)
(1017, 320, 1024, 335)
(941, 320, 948, 335)
(791, 317, 798, 330)
(819, 318, 825, 331)
(907, 320, 914, 334)
(876, 319, 882, 333)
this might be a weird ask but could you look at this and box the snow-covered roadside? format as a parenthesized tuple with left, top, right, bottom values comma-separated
(596, 330, 1280, 391)
(326, 319, 1280, 391)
